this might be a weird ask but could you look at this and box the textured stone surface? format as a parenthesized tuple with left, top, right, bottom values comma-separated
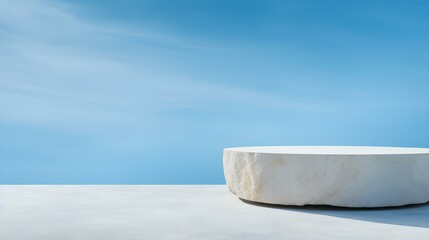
(1, 185, 429, 240)
(223, 146, 429, 207)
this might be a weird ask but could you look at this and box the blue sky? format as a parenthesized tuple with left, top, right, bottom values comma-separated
(0, 0, 428, 184)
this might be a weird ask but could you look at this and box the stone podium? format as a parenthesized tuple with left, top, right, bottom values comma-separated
(223, 146, 429, 207)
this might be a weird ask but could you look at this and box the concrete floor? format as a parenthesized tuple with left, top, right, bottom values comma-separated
(1, 185, 428, 240)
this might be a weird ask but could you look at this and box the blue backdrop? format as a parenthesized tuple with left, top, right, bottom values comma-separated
(1, 0, 428, 183)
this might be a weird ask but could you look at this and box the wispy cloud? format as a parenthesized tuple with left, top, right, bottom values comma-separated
(0, 0, 323, 130)
(2, 0, 425, 131)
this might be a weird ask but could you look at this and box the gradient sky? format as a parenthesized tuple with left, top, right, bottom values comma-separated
(1, 0, 428, 184)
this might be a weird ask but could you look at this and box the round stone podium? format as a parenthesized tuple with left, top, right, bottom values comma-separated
(223, 146, 429, 208)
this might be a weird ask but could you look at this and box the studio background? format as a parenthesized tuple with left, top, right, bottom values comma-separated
(1, 0, 428, 184)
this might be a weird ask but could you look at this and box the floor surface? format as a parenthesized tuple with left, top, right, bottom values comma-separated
(1, 185, 428, 239)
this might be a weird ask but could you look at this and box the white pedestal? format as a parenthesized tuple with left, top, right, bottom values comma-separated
(223, 146, 429, 207)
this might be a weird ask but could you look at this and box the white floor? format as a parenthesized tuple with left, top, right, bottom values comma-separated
(1, 185, 428, 240)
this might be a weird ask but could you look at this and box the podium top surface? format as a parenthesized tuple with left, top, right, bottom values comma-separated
(224, 146, 429, 155)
